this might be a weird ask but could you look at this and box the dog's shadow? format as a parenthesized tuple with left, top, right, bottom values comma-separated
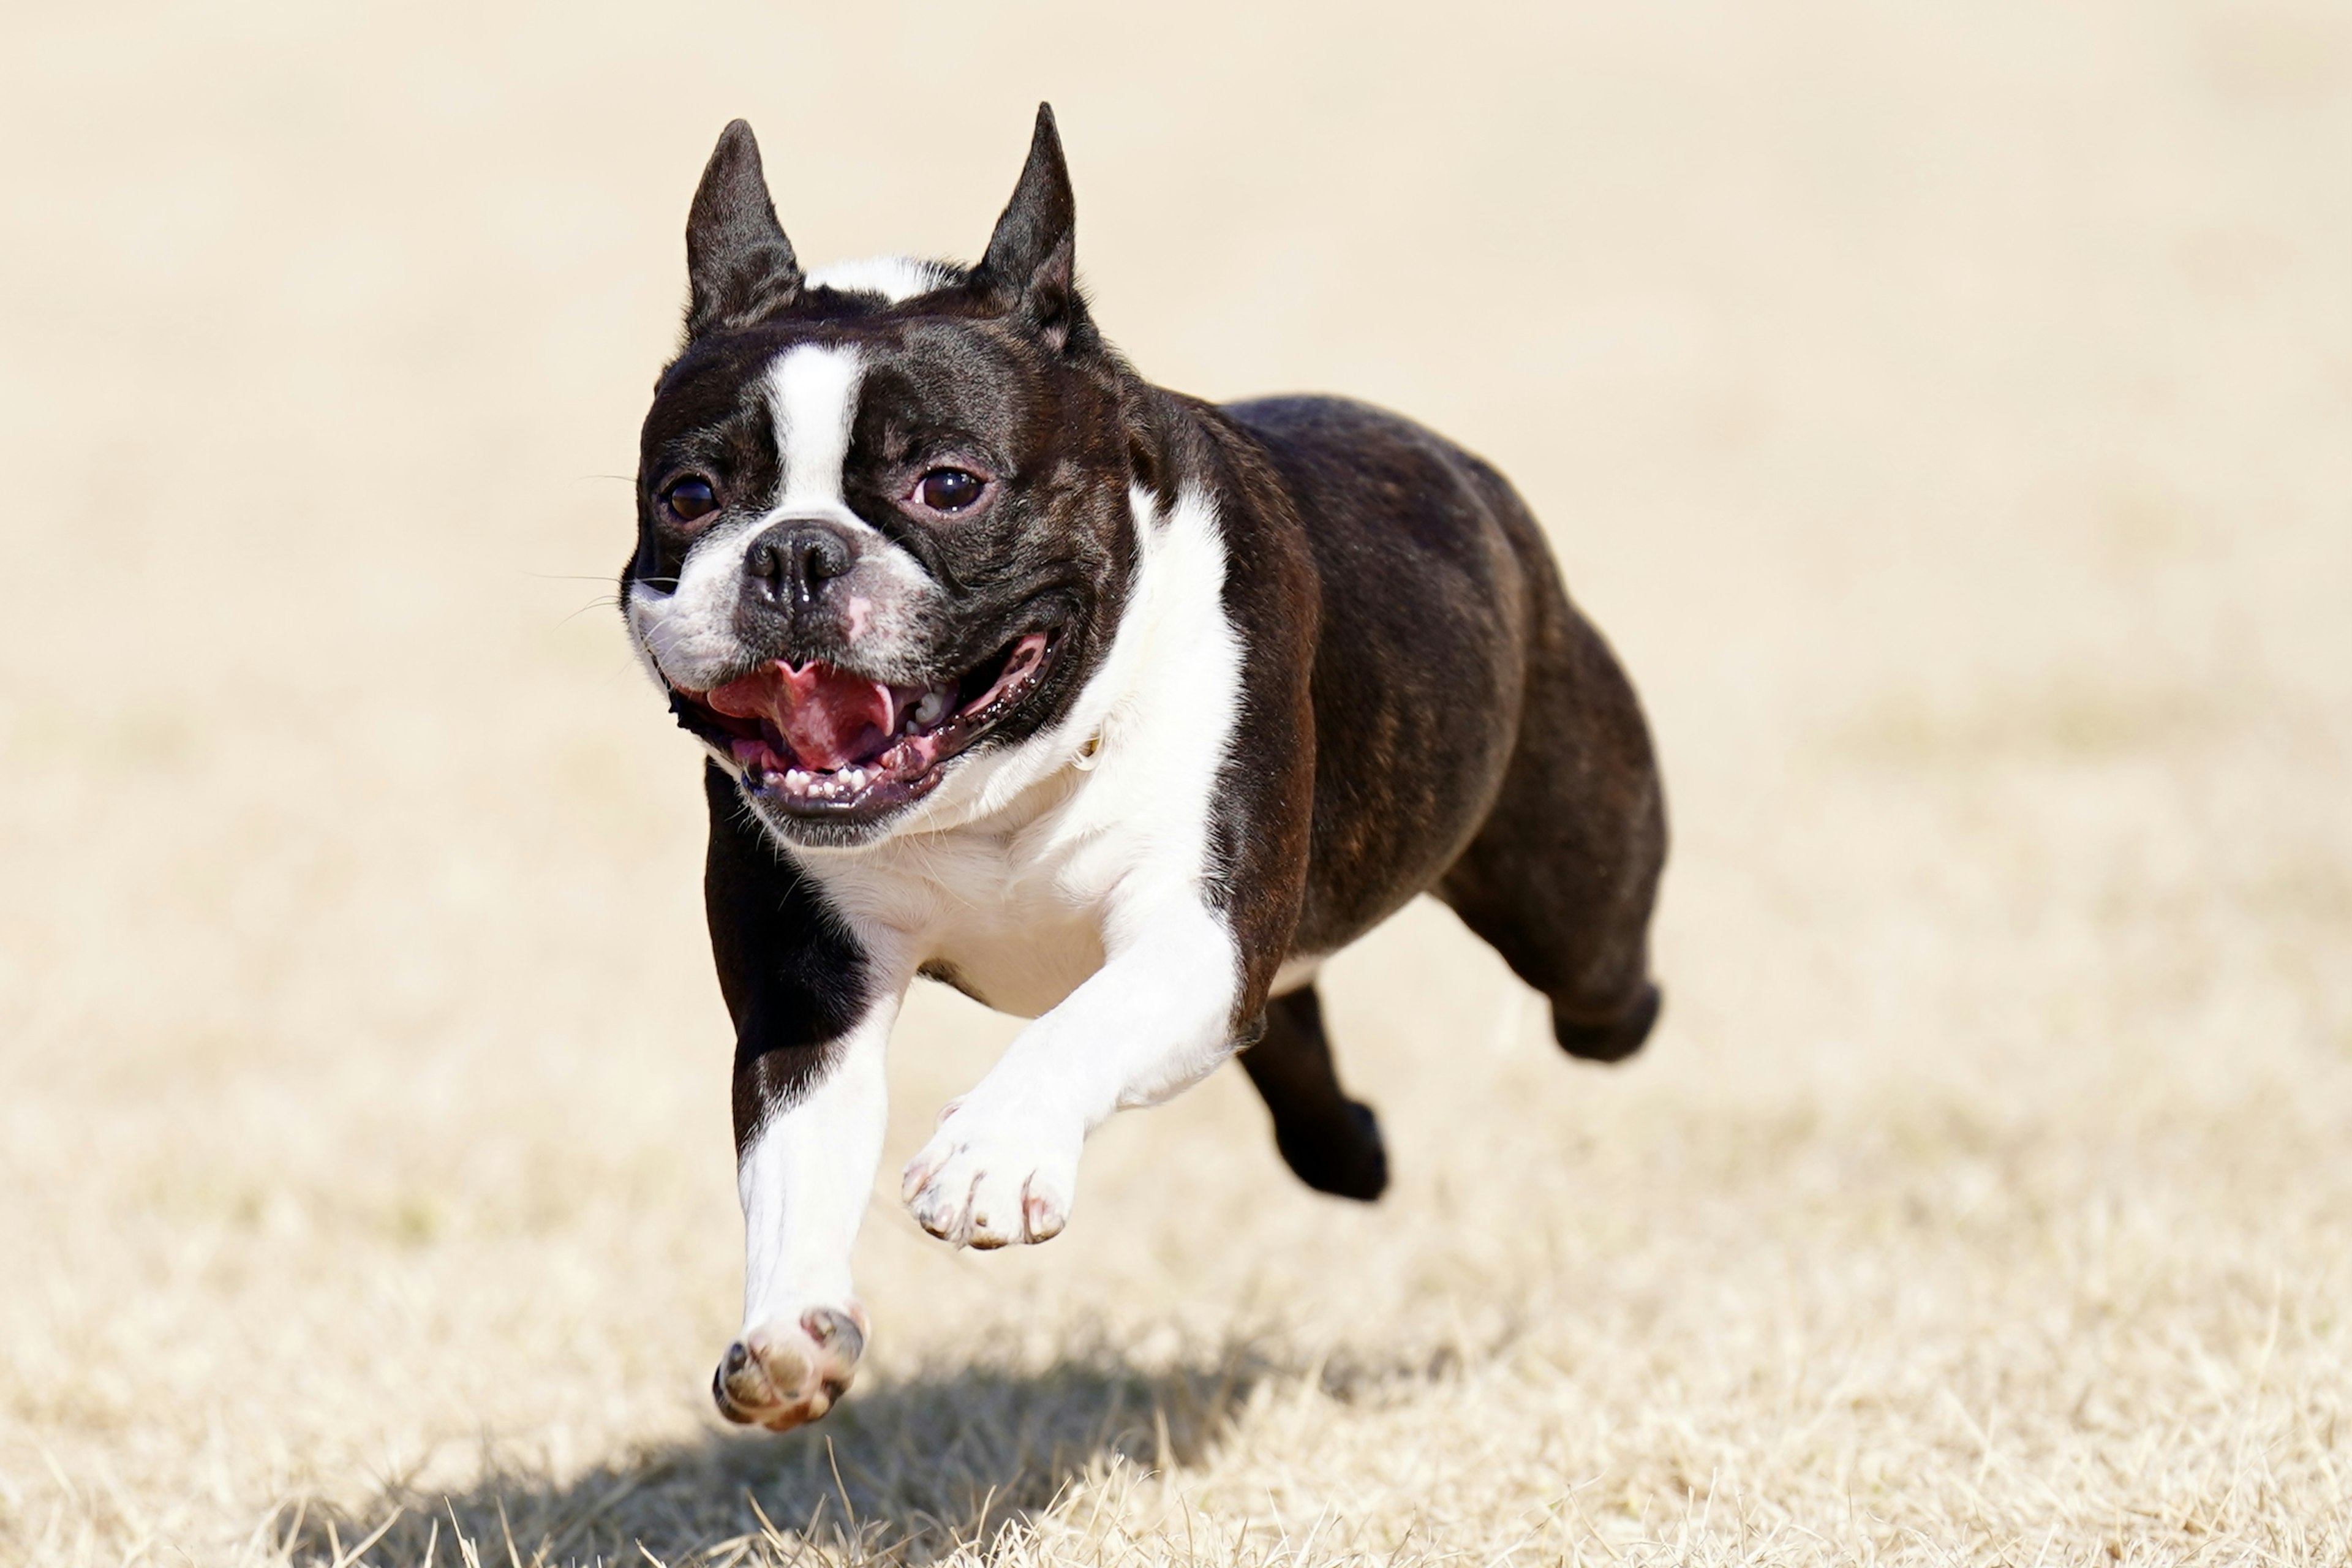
(295, 1349, 1273, 1567)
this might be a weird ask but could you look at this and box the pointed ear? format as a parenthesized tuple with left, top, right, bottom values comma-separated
(684, 120, 801, 339)
(974, 104, 1087, 352)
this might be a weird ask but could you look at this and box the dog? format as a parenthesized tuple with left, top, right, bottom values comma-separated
(621, 106, 1667, 1433)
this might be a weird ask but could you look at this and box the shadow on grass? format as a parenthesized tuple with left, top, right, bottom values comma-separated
(283, 1348, 1274, 1567)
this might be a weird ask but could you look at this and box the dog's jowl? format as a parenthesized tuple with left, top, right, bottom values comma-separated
(622, 107, 1667, 1432)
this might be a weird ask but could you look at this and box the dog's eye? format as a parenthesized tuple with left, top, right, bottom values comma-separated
(914, 468, 986, 513)
(664, 478, 718, 522)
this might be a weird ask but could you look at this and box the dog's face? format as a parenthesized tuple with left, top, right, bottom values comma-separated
(625, 110, 1137, 849)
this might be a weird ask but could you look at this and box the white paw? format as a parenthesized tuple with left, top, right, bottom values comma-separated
(900, 1101, 1080, 1249)
(712, 1303, 866, 1432)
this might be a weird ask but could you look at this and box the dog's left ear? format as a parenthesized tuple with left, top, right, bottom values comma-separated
(974, 104, 1090, 353)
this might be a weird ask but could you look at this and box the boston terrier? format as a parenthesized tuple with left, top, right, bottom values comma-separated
(622, 107, 1667, 1433)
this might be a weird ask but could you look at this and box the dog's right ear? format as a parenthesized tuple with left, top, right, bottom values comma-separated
(684, 120, 802, 339)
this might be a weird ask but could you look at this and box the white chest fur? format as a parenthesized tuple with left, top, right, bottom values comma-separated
(811, 798, 1114, 1018)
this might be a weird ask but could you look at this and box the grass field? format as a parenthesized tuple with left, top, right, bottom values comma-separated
(3, 3, 2349, 1563)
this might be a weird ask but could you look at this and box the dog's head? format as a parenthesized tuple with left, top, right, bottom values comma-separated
(624, 107, 1140, 849)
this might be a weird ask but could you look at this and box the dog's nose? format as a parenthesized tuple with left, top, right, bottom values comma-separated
(745, 519, 854, 612)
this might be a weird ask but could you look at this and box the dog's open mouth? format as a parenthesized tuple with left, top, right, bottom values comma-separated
(673, 631, 1057, 816)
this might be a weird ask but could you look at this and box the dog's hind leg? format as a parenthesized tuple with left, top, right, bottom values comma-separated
(1238, 986, 1388, 1200)
(1437, 588, 1667, 1063)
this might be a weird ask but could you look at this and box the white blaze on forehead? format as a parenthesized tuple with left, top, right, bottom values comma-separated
(805, 254, 949, 304)
(767, 344, 865, 511)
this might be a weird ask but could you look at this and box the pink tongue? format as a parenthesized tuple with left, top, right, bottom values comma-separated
(706, 661, 897, 772)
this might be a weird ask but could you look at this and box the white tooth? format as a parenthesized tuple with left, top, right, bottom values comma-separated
(843, 768, 867, 790)
(913, 691, 946, 728)
(786, 769, 810, 790)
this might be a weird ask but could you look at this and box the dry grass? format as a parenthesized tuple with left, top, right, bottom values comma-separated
(4, 2, 2349, 1564)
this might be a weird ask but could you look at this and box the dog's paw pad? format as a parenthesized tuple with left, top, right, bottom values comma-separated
(902, 1114, 1076, 1248)
(712, 1305, 866, 1432)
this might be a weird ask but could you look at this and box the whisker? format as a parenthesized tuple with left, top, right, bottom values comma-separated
(558, 597, 623, 627)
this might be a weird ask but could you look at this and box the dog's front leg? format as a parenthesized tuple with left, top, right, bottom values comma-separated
(702, 766, 907, 1431)
(715, 992, 900, 1430)
(901, 894, 1240, 1248)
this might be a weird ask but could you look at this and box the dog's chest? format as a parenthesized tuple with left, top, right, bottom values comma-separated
(807, 818, 1121, 1020)
(927, 889, 1106, 1020)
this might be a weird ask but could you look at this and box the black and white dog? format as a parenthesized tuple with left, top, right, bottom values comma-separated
(622, 107, 1666, 1433)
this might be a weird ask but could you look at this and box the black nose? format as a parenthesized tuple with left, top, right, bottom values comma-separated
(745, 520, 854, 612)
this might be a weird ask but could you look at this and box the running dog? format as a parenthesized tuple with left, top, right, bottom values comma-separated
(621, 106, 1667, 1431)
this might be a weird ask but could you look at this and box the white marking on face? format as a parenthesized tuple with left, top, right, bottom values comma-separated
(625, 342, 938, 710)
(626, 508, 772, 696)
(766, 344, 863, 512)
(805, 254, 950, 303)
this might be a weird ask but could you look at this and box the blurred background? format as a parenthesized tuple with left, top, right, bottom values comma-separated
(2, 3, 2347, 1563)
